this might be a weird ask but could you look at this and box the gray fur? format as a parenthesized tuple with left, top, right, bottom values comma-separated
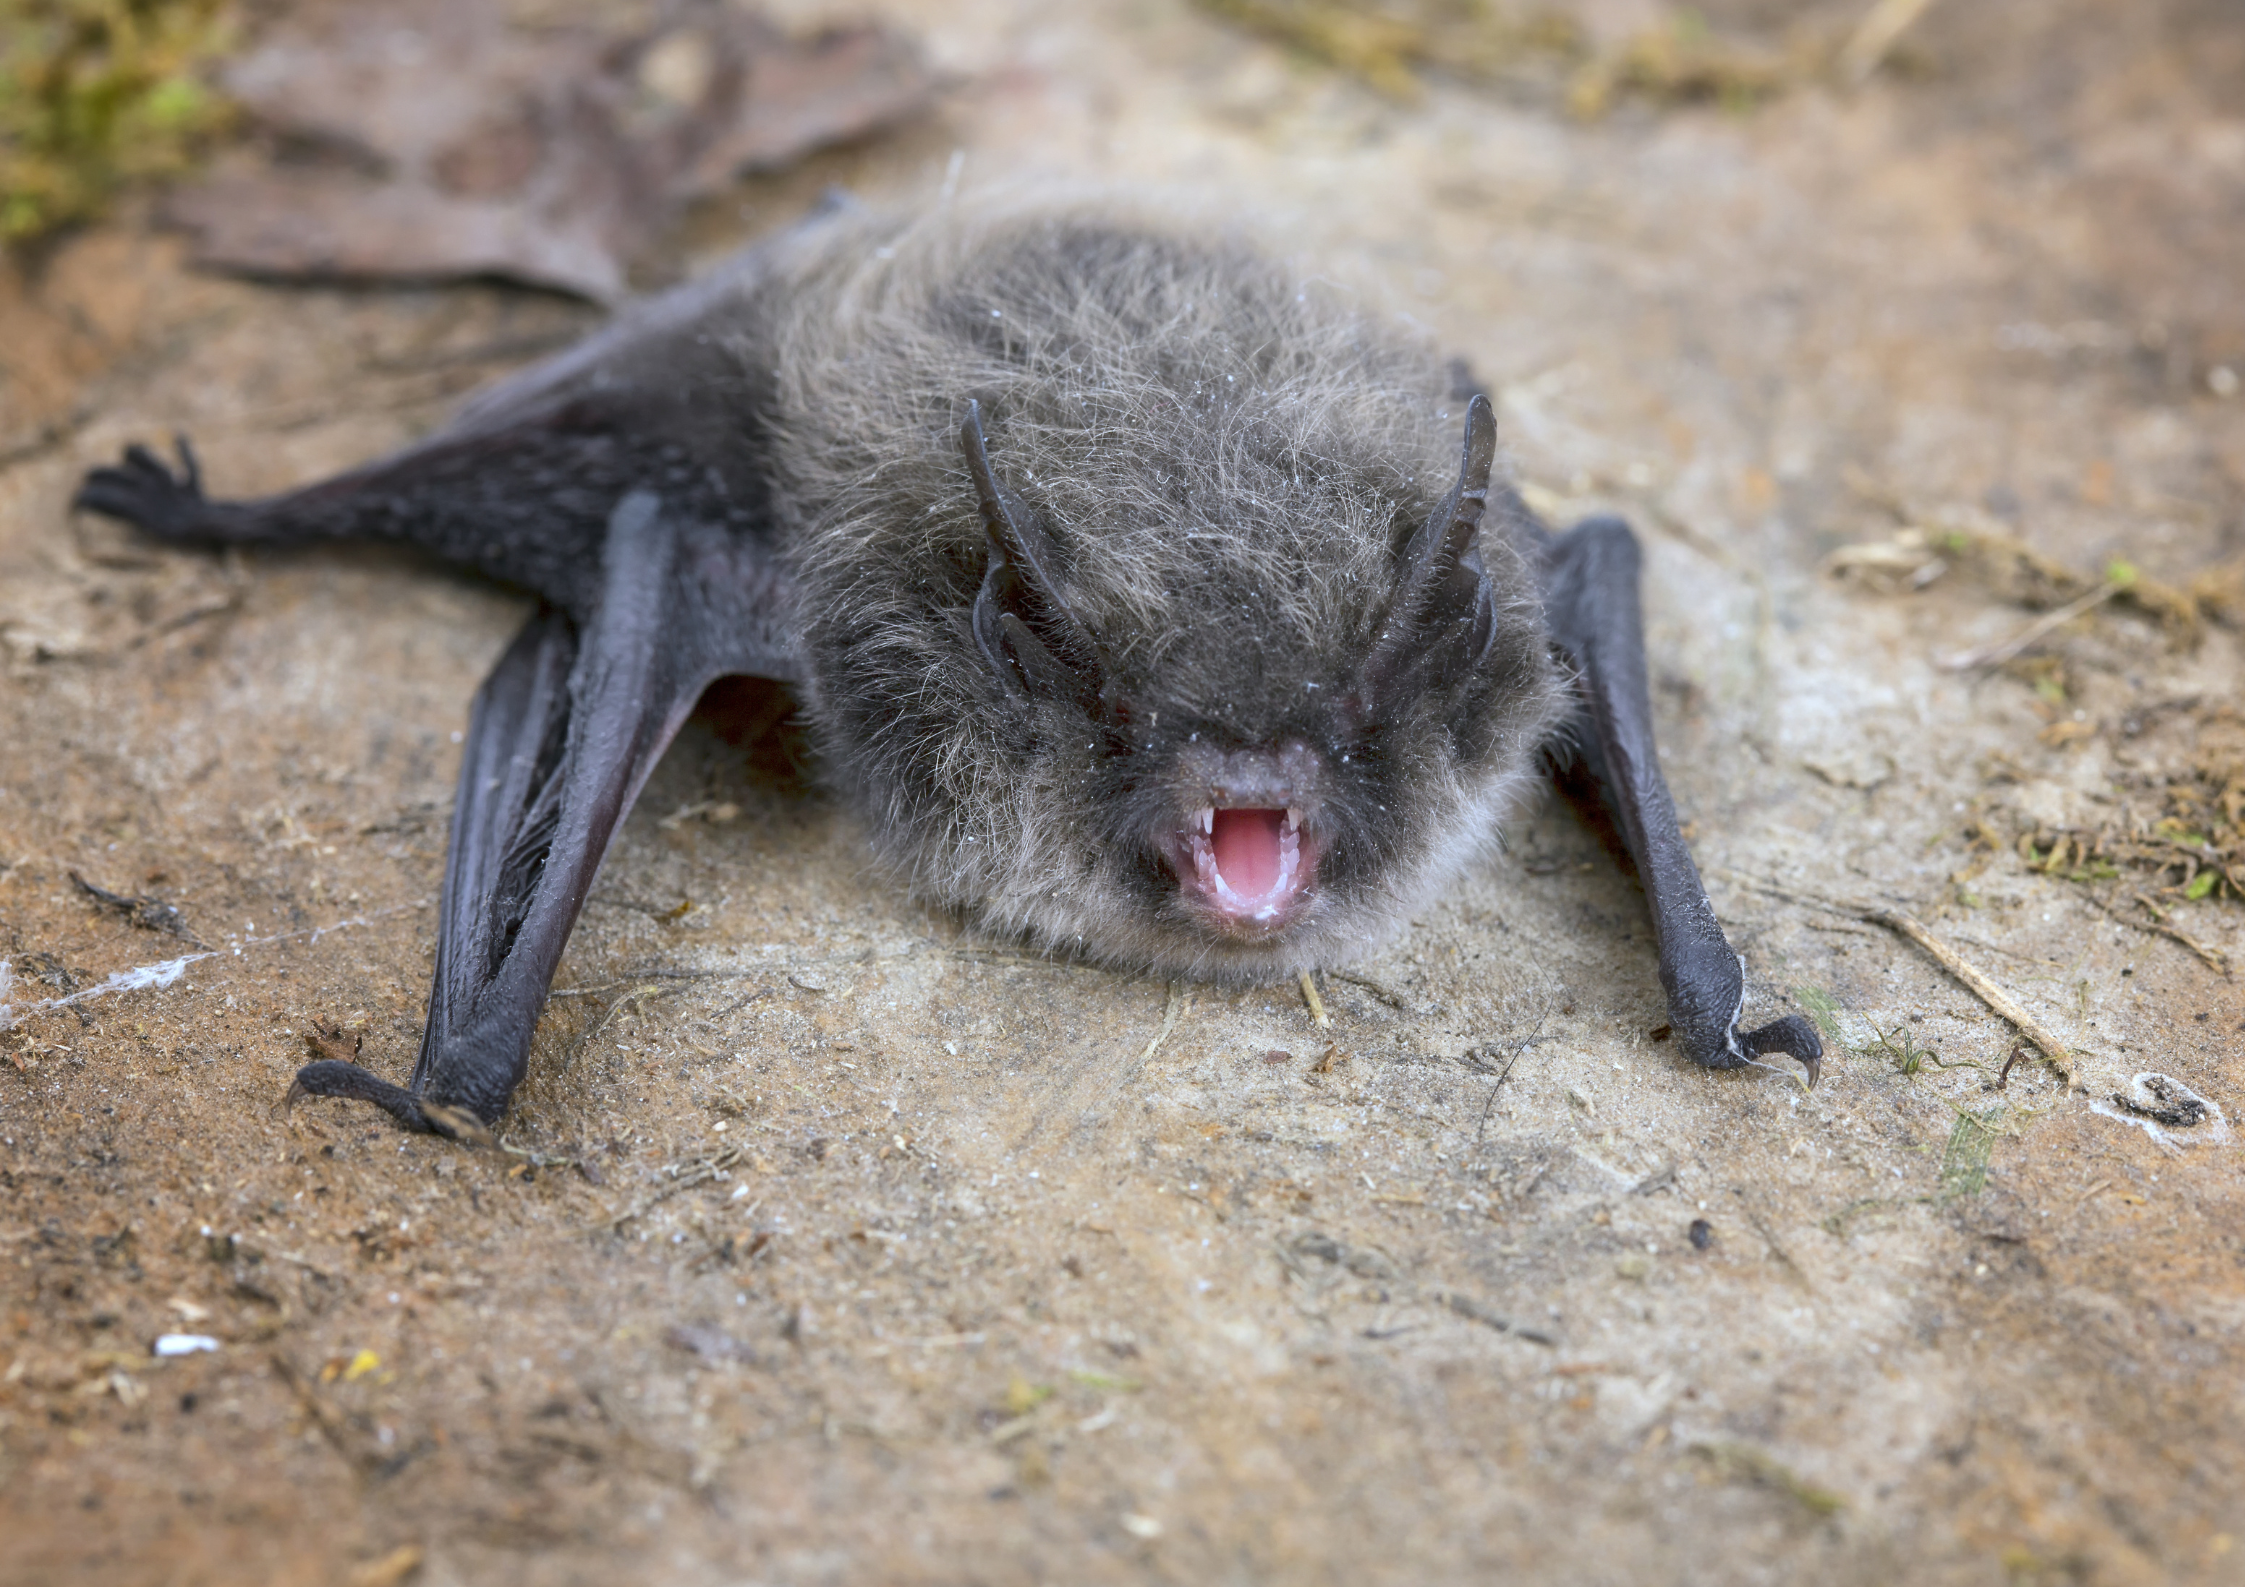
(734, 195, 1566, 979)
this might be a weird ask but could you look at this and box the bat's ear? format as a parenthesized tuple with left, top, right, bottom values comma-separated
(1358, 393, 1501, 711)
(960, 400, 1112, 713)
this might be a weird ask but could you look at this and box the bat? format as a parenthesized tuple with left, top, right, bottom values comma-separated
(74, 191, 1821, 1135)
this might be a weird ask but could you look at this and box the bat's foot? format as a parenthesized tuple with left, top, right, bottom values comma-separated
(1739, 1014, 1823, 1088)
(286, 1061, 499, 1141)
(74, 436, 225, 541)
(288, 1059, 442, 1134)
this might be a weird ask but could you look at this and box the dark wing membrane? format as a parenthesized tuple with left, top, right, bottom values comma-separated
(72, 198, 857, 618)
(1512, 493, 1822, 1083)
(78, 405, 745, 619)
(77, 209, 848, 1134)
(294, 491, 798, 1131)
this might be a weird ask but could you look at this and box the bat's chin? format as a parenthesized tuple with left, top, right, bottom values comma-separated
(1164, 804, 1321, 939)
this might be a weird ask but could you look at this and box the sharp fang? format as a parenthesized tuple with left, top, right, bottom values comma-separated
(1285, 806, 1301, 831)
(1198, 806, 1213, 835)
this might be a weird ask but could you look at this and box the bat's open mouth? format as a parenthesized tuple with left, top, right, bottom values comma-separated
(1178, 805, 1314, 930)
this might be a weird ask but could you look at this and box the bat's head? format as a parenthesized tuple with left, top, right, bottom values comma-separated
(937, 393, 1562, 981)
(781, 206, 1567, 981)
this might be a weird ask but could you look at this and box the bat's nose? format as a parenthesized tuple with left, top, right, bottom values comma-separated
(1192, 740, 1324, 812)
(1166, 739, 1326, 933)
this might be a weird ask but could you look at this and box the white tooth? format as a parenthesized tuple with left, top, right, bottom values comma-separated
(1285, 806, 1301, 831)
(1199, 806, 1213, 835)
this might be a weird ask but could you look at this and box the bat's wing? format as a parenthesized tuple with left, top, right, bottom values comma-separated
(72, 213, 843, 1131)
(1513, 497, 1823, 1084)
(292, 491, 799, 1132)
(73, 196, 856, 620)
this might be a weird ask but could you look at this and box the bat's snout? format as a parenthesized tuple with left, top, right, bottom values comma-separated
(1162, 741, 1325, 935)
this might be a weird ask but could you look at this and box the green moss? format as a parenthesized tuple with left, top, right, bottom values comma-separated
(1688, 1440, 1847, 1516)
(1192, 0, 1586, 103)
(0, 0, 236, 244)
(1938, 1106, 2001, 1201)
(1789, 984, 1846, 1044)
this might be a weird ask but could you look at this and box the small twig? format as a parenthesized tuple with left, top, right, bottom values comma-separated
(944, 948, 1079, 970)
(495, 1132, 596, 1177)
(68, 871, 204, 946)
(1436, 1290, 1557, 1347)
(1329, 971, 1408, 1009)
(1139, 981, 1188, 1064)
(417, 1101, 495, 1145)
(558, 981, 677, 1074)
(2086, 891, 2233, 978)
(547, 968, 730, 998)
(1936, 580, 2120, 671)
(1720, 872, 2078, 1089)
(1298, 970, 1330, 1028)
(597, 1144, 747, 1231)
(1837, 0, 1940, 85)
(270, 1353, 385, 1476)
(1868, 1021, 1983, 1075)
(1738, 1200, 1813, 1292)
(264, 1247, 339, 1280)
(1863, 908, 2075, 1087)
(1474, 1008, 1550, 1143)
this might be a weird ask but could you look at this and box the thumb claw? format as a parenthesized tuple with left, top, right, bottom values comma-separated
(418, 1101, 496, 1146)
(1741, 1013, 1824, 1088)
(290, 1059, 439, 1132)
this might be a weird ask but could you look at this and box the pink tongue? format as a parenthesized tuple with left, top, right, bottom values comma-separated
(1211, 808, 1285, 900)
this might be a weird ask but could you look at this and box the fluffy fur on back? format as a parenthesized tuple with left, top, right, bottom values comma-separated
(731, 193, 1566, 979)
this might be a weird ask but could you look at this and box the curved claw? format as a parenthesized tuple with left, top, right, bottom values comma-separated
(1740, 1013, 1824, 1088)
(285, 1061, 496, 1141)
(173, 433, 204, 496)
(287, 1060, 440, 1134)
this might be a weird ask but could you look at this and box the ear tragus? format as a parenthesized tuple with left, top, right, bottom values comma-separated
(1358, 394, 1501, 710)
(960, 400, 1111, 710)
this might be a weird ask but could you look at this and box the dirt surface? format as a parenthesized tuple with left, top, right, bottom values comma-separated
(4, 2, 2243, 1583)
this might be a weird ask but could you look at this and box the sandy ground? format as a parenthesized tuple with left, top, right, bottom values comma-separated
(3, 1, 2243, 1583)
